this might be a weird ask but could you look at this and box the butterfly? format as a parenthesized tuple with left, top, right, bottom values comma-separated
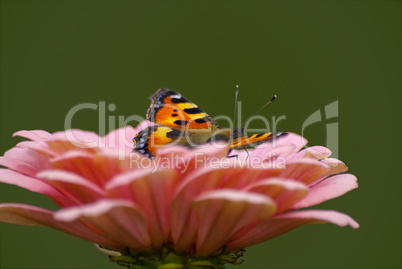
(133, 88, 288, 158)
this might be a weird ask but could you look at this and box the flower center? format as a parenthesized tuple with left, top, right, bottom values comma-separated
(101, 246, 245, 269)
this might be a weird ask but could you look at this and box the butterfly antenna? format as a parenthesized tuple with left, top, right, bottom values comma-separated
(241, 95, 277, 126)
(233, 85, 239, 129)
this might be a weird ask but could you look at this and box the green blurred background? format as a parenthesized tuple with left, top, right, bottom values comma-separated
(0, 1, 400, 268)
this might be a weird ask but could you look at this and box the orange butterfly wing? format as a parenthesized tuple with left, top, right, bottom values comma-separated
(133, 125, 185, 158)
(134, 89, 221, 157)
(146, 88, 220, 131)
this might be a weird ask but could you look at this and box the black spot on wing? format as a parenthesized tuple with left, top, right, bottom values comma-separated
(165, 128, 185, 140)
(195, 117, 210, 123)
(184, 107, 203, 114)
(255, 133, 267, 138)
(147, 88, 221, 130)
(174, 120, 189, 126)
(254, 132, 288, 143)
(171, 113, 178, 117)
(252, 132, 288, 144)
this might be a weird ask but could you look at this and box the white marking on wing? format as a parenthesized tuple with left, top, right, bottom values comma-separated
(170, 94, 182, 99)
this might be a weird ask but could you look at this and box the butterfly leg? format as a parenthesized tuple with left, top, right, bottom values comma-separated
(227, 148, 238, 159)
(244, 148, 250, 160)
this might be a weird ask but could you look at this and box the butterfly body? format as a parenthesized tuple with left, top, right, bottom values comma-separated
(133, 88, 287, 158)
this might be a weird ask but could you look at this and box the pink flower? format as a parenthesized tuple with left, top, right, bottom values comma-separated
(0, 123, 358, 267)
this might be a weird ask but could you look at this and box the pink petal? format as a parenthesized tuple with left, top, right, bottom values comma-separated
(0, 148, 51, 176)
(247, 178, 309, 212)
(37, 170, 106, 204)
(151, 145, 193, 174)
(53, 129, 100, 144)
(292, 174, 358, 209)
(0, 203, 123, 250)
(279, 158, 332, 184)
(47, 140, 96, 154)
(15, 141, 57, 156)
(306, 158, 348, 187)
(171, 166, 275, 252)
(55, 199, 151, 251)
(250, 145, 298, 161)
(320, 158, 348, 174)
(154, 145, 191, 161)
(228, 148, 248, 160)
(94, 150, 154, 181)
(13, 130, 52, 143)
(0, 169, 70, 207)
(0, 156, 37, 176)
(106, 169, 178, 249)
(191, 142, 230, 159)
(170, 168, 226, 252)
(127, 151, 168, 170)
(3, 147, 50, 170)
(50, 150, 106, 187)
(280, 210, 359, 228)
(40, 129, 102, 154)
(100, 125, 138, 155)
(227, 209, 359, 250)
(154, 143, 230, 176)
(251, 132, 307, 156)
(193, 190, 276, 257)
(93, 150, 134, 181)
(289, 146, 332, 161)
